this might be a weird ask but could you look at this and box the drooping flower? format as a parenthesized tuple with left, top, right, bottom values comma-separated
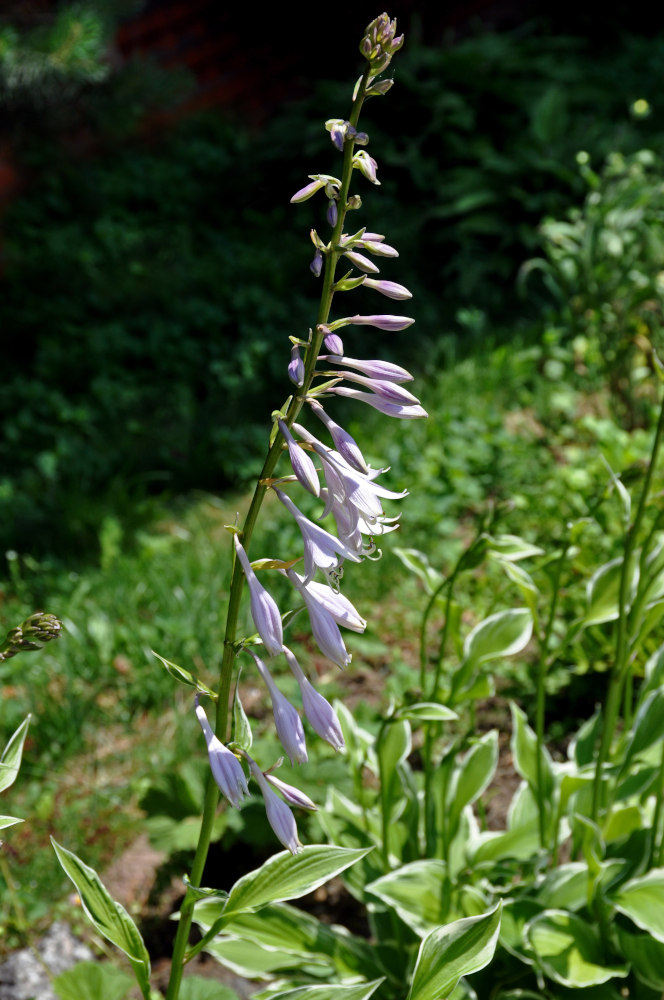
(283, 646, 345, 751)
(273, 487, 361, 583)
(233, 534, 283, 655)
(249, 650, 308, 765)
(278, 419, 320, 497)
(304, 401, 369, 474)
(195, 695, 249, 808)
(286, 568, 356, 668)
(247, 756, 302, 854)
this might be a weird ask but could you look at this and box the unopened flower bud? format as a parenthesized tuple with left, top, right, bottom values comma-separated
(363, 278, 412, 300)
(290, 177, 326, 204)
(348, 313, 415, 331)
(324, 333, 344, 354)
(310, 249, 323, 277)
(347, 194, 362, 210)
(353, 151, 379, 185)
(288, 345, 304, 386)
(327, 200, 338, 227)
(344, 251, 379, 273)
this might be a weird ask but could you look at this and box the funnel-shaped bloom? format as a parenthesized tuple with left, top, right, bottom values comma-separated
(286, 569, 355, 668)
(283, 647, 345, 751)
(248, 757, 302, 854)
(234, 534, 283, 655)
(273, 488, 361, 584)
(250, 650, 307, 765)
(195, 696, 249, 808)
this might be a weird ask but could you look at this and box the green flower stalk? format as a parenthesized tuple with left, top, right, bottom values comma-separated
(165, 16, 424, 998)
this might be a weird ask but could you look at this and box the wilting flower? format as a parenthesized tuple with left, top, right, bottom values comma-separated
(195, 695, 249, 808)
(283, 646, 345, 750)
(249, 650, 308, 765)
(234, 534, 283, 655)
(247, 756, 302, 854)
(273, 487, 361, 583)
(278, 419, 320, 497)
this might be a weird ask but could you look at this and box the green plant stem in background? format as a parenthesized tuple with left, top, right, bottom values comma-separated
(164, 65, 372, 1000)
(591, 382, 664, 826)
(534, 538, 569, 851)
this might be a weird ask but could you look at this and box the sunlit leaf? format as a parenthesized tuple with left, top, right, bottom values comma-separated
(407, 904, 501, 1000)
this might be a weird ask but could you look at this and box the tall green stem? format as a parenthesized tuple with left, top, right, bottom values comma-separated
(591, 385, 664, 825)
(165, 67, 372, 1000)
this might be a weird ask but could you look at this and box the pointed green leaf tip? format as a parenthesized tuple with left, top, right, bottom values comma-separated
(224, 845, 373, 918)
(407, 904, 502, 1000)
(51, 839, 151, 998)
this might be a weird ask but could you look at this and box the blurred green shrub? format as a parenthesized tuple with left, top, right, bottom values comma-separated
(3, 22, 664, 559)
(521, 148, 664, 427)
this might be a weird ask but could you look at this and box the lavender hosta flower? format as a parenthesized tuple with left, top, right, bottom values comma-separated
(335, 372, 421, 407)
(278, 419, 320, 497)
(347, 314, 414, 332)
(310, 248, 323, 277)
(286, 569, 353, 668)
(249, 651, 308, 765)
(362, 278, 412, 301)
(287, 570, 366, 632)
(195, 695, 249, 808)
(331, 385, 428, 419)
(327, 200, 338, 228)
(273, 487, 361, 584)
(264, 771, 317, 810)
(343, 250, 380, 274)
(314, 445, 408, 522)
(290, 177, 326, 204)
(353, 151, 379, 185)
(247, 756, 302, 855)
(318, 354, 413, 383)
(283, 646, 345, 751)
(304, 400, 369, 473)
(233, 534, 283, 656)
(324, 333, 344, 355)
(359, 239, 399, 258)
(288, 345, 304, 387)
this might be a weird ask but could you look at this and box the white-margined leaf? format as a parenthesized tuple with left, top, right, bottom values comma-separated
(0, 716, 30, 794)
(224, 845, 372, 918)
(526, 909, 628, 987)
(611, 869, 664, 941)
(463, 609, 533, 667)
(407, 904, 502, 1000)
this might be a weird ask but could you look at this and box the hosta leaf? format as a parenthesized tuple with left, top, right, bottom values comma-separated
(446, 731, 499, 839)
(392, 548, 443, 594)
(510, 703, 554, 801)
(51, 840, 151, 998)
(611, 869, 664, 941)
(615, 925, 664, 990)
(0, 716, 30, 794)
(485, 534, 544, 561)
(463, 609, 533, 667)
(0, 815, 23, 830)
(407, 904, 502, 1000)
(52, 960, 134, 1000)
(584, 557, 638, 626)
(264, 981, 384, 1000)
(526, 910, 628, 987)
(224, 846, 372, 918)
(395, 702, 458, 722)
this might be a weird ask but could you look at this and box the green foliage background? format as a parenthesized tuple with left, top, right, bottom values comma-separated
(3, 14, 664, 559)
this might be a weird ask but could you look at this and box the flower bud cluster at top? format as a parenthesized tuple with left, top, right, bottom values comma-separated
(197, 13, 425, 856)
(0, 612, 62, 661)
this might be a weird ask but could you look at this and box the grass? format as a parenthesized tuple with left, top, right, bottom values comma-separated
(1, 327, 661, 950)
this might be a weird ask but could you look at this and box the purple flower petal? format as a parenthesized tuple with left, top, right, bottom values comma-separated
(195, 696, 249, 808)
(250, 651, 308, 765)
(234, 535, 283, 655)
